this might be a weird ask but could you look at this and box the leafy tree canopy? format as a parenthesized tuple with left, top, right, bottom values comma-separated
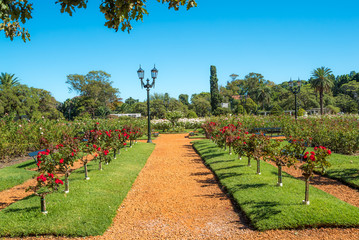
(1, 0, 197, 42)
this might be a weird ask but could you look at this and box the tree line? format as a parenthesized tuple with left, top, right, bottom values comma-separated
(1, 66, 358, 120)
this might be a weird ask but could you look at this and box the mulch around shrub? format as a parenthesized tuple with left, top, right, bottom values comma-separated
(2, 134, 359, 239)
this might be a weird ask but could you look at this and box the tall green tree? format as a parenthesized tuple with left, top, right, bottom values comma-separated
(309, 67, 334, 115)
(178, 94, 189, 105)
(66, 70, 120, 117)
(1, 0, 197, 42)
(0, 72, 20, 88)
(210, 65, 220, 114)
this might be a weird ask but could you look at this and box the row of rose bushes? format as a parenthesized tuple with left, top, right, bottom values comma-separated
(202, 121, 332, 205)
(0, 116, 146, 161)
(27, 122, 143, 214)
(206, 115, 359, 154)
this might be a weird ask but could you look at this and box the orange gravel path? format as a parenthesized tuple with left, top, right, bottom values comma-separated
(4, 134, 359, 239)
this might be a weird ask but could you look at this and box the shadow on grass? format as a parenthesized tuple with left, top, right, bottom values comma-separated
(234, 183, 268, 190)
(217, 172, 244, 180)
(16, 161, 36, 169)
(215, 164, 246, 172)
(242, 200, 282, 221)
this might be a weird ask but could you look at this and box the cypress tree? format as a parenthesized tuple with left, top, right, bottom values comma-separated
(210, 65, 220, 114)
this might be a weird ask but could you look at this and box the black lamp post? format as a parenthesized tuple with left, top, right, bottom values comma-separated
(137, 65, 158, 143)
(289, 78, 302, 120)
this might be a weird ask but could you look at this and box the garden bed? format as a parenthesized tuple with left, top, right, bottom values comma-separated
(0, 142, 155, 237)
(192, 140, 359, 231)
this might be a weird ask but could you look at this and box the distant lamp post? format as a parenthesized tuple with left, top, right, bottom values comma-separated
(137, 65, 158, 143)
(289, 78, 302, 120)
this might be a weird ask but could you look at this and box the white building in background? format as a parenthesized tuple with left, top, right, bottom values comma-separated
(110, 113, 141, 118)
(221, 103, 229, 108)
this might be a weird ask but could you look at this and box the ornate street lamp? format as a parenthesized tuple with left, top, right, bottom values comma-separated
(289, 78, 302, 120)
(137, 65, 158, 143)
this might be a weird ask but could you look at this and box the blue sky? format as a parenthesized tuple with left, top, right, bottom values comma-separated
(1, 0, 359, 102)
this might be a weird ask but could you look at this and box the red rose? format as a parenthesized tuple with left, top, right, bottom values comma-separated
(59, 159, 64, 164)
(327, 150, 332, 155)
(305, 151, 309, 155)
(71, 152, 74, 156)
(93, 144, 97, 148)
(303, 155, 308, 159)
(310, 155, 315, 161)
(48, 173, 54, 178)
(314, 147, 318, 150)
(123, 143, 127, 146)
(37, 161, 41, 167)
(55, 179, 64, 185)
(97, 147, 101, 151)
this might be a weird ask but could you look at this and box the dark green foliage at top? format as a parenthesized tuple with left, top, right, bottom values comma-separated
(2, 0, 197, 42)
(210, 65, 220, 114)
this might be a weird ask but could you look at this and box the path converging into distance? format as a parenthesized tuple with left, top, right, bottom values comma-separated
(3, 134, 359, 240)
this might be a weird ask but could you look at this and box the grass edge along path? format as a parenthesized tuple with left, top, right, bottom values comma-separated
(192, 140, 359, 231)
(0, 142, 155, 237)
(0, 160, 37, 192)
(315, 152, 359, 189)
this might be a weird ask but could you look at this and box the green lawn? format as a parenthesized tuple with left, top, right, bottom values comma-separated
(0, 159, 37, 191)
(0, 142, 155, 237)
(318, 152, 359, 189)
(192, 140, 359, 231)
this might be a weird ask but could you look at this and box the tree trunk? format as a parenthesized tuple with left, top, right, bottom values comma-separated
(238, 154, 241, 160)
(64, 172, 69, 193)
(229, 146, 232, 155)
(99, 161, 103, 171)
(256, 159, 261, 175)
(40, 195, 47, 214)
(303, 174, 311, 205)
(277, 165, 283, 186)
(247, 156, 251, 167)
(320, 91, 323, 115)
(113, 149, 117, 159)
(84, 163, 89, 180)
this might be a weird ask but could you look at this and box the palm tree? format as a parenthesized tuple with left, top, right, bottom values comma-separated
(255, 85, 271, 110)
(0, 73, 20, 88)
(310, 67, 333, 115)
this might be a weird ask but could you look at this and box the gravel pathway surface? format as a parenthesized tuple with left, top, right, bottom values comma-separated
(3, 134, 359, 239)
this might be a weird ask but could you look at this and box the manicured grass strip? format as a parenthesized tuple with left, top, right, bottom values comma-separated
(193, 140, 359, 231)
(0, 160, 37, 191)
(317, 152, 359, 189)
(0, 142, 155, 237)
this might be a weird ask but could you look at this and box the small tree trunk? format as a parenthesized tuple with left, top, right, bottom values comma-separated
(256, 159, 261, 175)
(113, 149, 117, 159)
(277, 165, 283, 186)
(40, 195, 47, 214)
(229, 146, 232, 155)
(238, 154, 241, 160)
(84, 163, 89, 180)
(303, 174, 311, 205)
(99, 161, 103, 171)
(64, 172, 69, 193)
(320, 91, 323, 115)
(247, 156, 251, 167)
